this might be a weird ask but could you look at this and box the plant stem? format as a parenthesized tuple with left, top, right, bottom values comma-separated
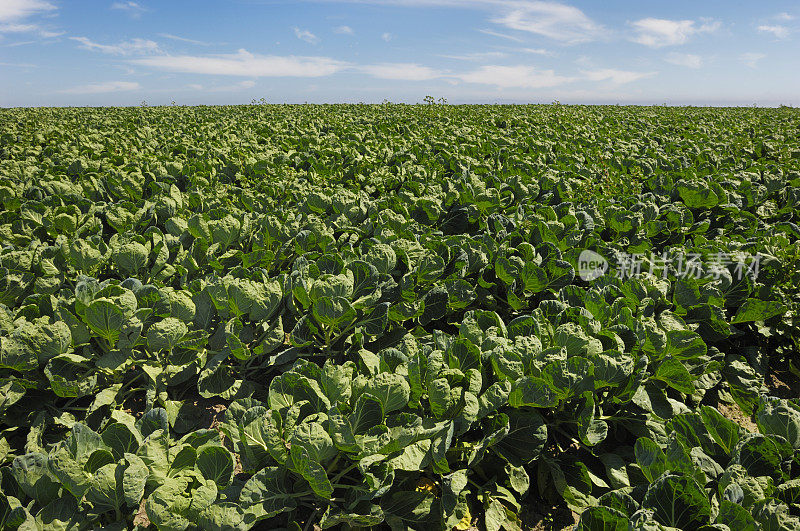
(118, 387, 146, 404)
(330, 462, 357, 484)
(303, 509, 318, 531)
(118, 372, 146, 394)
(325, 454, 341, 475)
(467, 477, 484, 491)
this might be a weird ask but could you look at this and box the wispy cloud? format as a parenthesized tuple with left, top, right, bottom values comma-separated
(381, 32, 393, 42)
(70, 36, 162, 55)
(111, 2, 147, 18)
(207, 80, 257, 92)
(334, 25, 354, 35)
(132, 49, 347, 77)
(490, 1, 604, 44)
(0, 22, 62, 37)
(293, 27, 320, 44)
(0, 0, 59, 38)
(439, 51, 507, 61)
(158, 33, 212, 46)
(61, 80, 141, 94)
(1, 40, 37, 47)
(775, 12, 795, 21)
(133, 48, 444, 82)
(478, 28, 524, 42)
(665, 52, 702, 69)
(186, 81, 257, 92)
(582, 68, 657, 84)
(0, 61, 37, 67)
(458, 64, 573, 88)
(1, 23, 36, 32)
(740, 52, 766, 68)
(319, 1, 603, 44)
(359, 62, 441, 80)
(0, 0, 55, 22)
(757, 25, 790, 39)
(518, 47, 551, 55)
(629, 18, 719, 48)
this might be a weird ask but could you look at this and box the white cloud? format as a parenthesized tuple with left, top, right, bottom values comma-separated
(334, 25, 354, 35)
(116, 65, 137, 75)
(359, 62, 441, 80)
(478, 28, 524, 42)
(757, 25, 790, 39)
(132, 49, 347, 77)
(207, 80, 257, 92)
(0, 0, 59, 38)
(135, 49, 439, 82)
(665, 52, 702, 69)
(0, 0, 55, 22)
(490, 1, 605, 44)
(1, 40, 37, 47)
(111, 2, 146, 18)
(775, 13, 794, 21)
(1, 23, 36, 32)
(0, 61, 37, 67)
(0, 23, 61, 37)
(320, 1, 603, 43)
(518, 47, 551, 55)
(582, 68, 657, 84)
(740, 52, 766, 68)
(458, 64, 573, 88)
(158, 33, 212, 46)
(71, 36, 161, 55)
(381, 32, 393, 42)
(61, 81, 141, 94)
(629, 18, 719, 48)
(439, 51, 507, 61)
(293, 27, 320, 44)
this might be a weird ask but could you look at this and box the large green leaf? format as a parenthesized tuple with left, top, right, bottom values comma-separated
(756, 396, 800, 449)
(11, 453, 60, 507)
(635, 438, 667, 483)
(145, 477, 192, 531)
(239, 467, 296, 521)
(44, 354, 97, 398)
(577, 506, 628, 531)
(732, 299, 787, 324)
(84, 299, 127, 344)
(654, 357, 695, 394)
(196, 445, 234, 487)
(494, 410, 547, 464)
(508, 376, 558, 408)
(289, 445, 333, 498)
(85, 462, 124, 513)
(642, 473, 712, 529)
(147, 317, 188, 352)
(364, 372, 410, 413)
(700, 406, 741, 455)
(542, 356, 595, 400)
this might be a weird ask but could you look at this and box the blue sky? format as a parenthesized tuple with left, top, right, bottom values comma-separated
(1, 0, 798, 106)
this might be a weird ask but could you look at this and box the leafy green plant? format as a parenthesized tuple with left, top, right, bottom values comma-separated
(1, 103, 799, 529)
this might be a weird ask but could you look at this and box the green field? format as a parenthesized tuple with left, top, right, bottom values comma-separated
(1, 104, 799, 530)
